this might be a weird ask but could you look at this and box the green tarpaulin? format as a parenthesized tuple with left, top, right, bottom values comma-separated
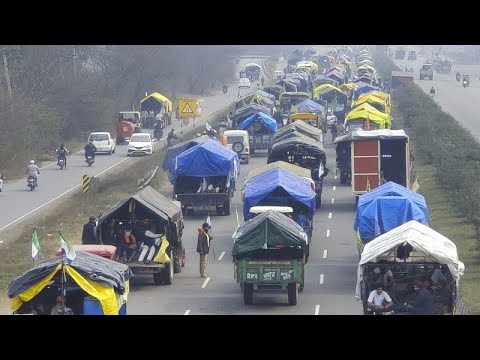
(232, 210, 307, 257)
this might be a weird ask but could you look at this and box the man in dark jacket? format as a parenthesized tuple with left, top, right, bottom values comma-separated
(197, 222, 213, 278)
(405, 280, 434, 315)
(81, 216, 97, 244)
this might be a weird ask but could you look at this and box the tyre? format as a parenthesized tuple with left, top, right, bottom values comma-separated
(245, 157, 249, 164)
(287, 283, 298, 305)
(162, 251, 174, 285)
(232, 142, 244, 153)
(153, 272, 163, 285)
(243, 283, 254, 305)
(174, 251, 182, 273)
(223, 199, 231, 216)
(316, 195, 322, 209)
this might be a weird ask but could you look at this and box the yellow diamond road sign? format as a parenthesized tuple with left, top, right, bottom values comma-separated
(82, 175, 90, 193)
(178, 99, 197, 118)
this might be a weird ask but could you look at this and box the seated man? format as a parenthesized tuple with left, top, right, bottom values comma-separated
(51, 296, 74, 315)
(367, 285, 394, 315)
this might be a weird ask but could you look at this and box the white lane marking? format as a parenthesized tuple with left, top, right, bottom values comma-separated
(0, 157, 131, 233)
(320, 274, 324, 285)
(326, 229, 330, 237)
(202, 277, 211, 289)
(328, 212, 332, 219)
(331, 198, 335, 204)
(184, 309, 191, 315)
(322, 249, 328, 259)
(333, 186, 336, 191)
(314, 305, 320, 315)
(218, 251, 225, 261)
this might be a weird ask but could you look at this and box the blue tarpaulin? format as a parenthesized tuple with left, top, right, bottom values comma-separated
(239, 112, 278, 132)
(355, 181, 429, 221)
(354, 83, 378, 98)
(243, 167, 316, 220)
(162, 135, 210, 170)
(169, 139, 240, 183)
(295, 99, 325, 113)
(354, 195, 429, 242)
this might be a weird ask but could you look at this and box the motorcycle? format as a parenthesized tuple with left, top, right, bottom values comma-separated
(456, 73, 461, 82)
(223, 84, 228, 94)
(0, 177, 3, 192)
(153, 128, 163, 141)
(27, 176, 37, 191)
(58, 157, 65, 170)
(85, 155, 95, 167)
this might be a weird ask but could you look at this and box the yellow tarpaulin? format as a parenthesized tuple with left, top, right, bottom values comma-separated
(140, 92, 173, 112)
(352, 95, 388, 114)
(346, 103, 391, 128)
(339, 83, 356, 91)
(359, 91, 391, 113)
(313, 84, 345, 99)
(357, 65, 375, 72)
(11, 263, 124, 315)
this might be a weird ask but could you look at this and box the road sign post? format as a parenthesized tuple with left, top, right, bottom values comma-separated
(82, 175, 90, 193)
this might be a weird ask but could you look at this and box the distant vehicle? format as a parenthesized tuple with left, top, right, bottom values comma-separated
(274, 70, 284, 81)
(394, 49, 405, 60)
(88, 132, 116, 155)
(127, 133, 154, 156)
(239, 78, 251, 88)
(420, 64, 433, 80)
(224, 130, 250, 164)
(404, 65, 414, 72)
(407, 50, 417, 61)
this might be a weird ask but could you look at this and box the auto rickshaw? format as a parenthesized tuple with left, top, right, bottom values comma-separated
(463, 74, 470, 87)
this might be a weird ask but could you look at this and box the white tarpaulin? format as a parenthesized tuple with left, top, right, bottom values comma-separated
(334, 128, 408, 143)
(355, 220, 465, 299)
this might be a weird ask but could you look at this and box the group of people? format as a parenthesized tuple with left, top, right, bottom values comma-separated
(82, 216, 167, 265)
(366, 264, 452, 315)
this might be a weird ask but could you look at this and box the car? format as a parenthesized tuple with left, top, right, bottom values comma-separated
(127, 133, 155, 156)
(88, 132, 116, 155)
(238, 77, 251, 88)
(224, 130, 250, 163)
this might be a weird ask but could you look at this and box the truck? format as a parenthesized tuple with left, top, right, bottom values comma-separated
(333, 129, 411, 204)
(94, 186, 186, 286)
(419, 64, 433, 80)
(355, 220, 465, 315)
(169, 139, 240, 216)
(233, 210, 308, 305)
(116, 111, 141, 144)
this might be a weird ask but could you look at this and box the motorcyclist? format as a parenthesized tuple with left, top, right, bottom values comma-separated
(456, 71, 461, 81)
(84, 141, 97, 161)
(0, 172, 4, 192)
(223, 84, 228, 93)
(430, 86, 435, 96)
(26, 160, 40, 186)
(167, 129, 176, 147)
(153, 121, 163, 140)
(56, 143, 69, 168)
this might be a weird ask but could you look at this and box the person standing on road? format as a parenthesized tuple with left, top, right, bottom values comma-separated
(81, 216, 97, 245)
(197, 222, 213, 278)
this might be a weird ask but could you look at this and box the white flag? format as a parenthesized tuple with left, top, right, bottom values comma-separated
(59, 231, 76, 264)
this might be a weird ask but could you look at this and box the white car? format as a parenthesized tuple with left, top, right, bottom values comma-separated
(127, 133, 154, 156)
(239, 77, 251, 88)
(88, 132, 116, 155)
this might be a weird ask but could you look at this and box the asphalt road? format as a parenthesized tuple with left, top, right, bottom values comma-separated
(128, 130, 363, 315)
(393, 51, 480, 138)
(0, 58, 258, 235)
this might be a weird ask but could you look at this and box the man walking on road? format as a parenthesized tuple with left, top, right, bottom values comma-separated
(197, 222, 213, 278)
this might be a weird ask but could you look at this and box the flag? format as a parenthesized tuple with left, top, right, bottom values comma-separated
(31, 228, 41, 262)
(59, 231, 76, 264)
(205, 214, 211, 228)
(232, 205, 241, 239)
(365, 178, 371, 192)
(412, 176, 420, 192)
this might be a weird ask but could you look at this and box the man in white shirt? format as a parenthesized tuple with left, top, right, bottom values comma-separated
(367, 285, 394, 315)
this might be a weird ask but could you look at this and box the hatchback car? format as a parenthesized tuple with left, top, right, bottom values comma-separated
(88, 132, 116, 155)
(238, 77, 251, 88)
(127, 133, 154, 156)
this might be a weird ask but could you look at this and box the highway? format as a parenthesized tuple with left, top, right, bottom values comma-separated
(393, 50, 480, 138)
(0, 58, 258, 236)
(128, 124, 362, 315)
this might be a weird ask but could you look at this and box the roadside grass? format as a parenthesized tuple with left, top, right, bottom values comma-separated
(0, 106, 233, 310)
(394, 109, 480, 314)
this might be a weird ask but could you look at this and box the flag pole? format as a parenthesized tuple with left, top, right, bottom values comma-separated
(32, 227, 35, 268)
